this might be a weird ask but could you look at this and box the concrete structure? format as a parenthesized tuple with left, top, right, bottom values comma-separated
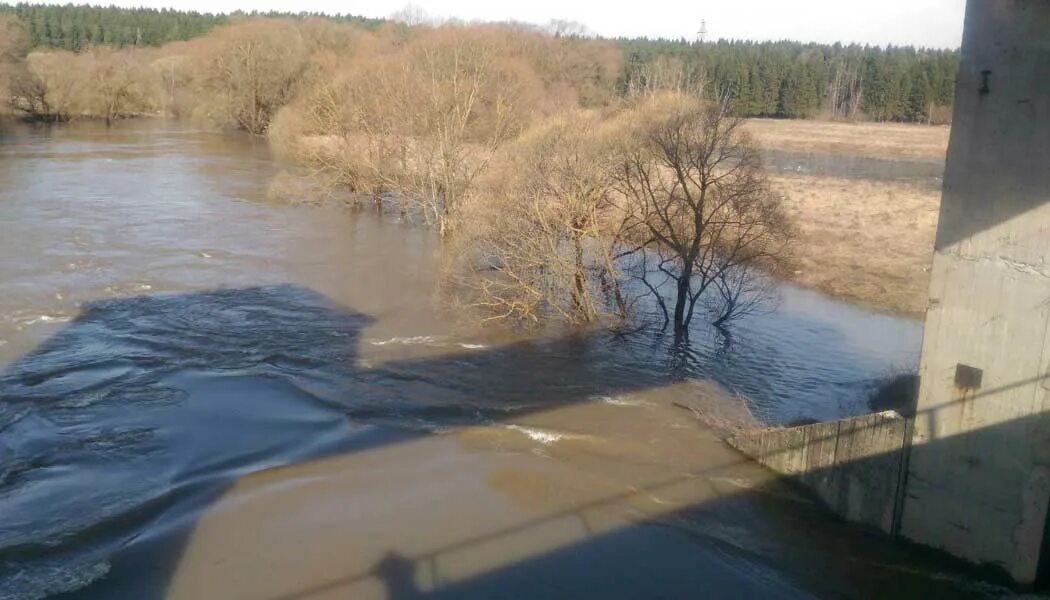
(896, 0, 1050, 585)
(727, 411, 908, 534)
(729, 1, 1050, 584)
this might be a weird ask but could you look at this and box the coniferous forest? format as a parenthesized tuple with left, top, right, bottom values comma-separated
(0, 2, 958, 123)
(0, 3, 383, 49)
(618, 39, 958, 122)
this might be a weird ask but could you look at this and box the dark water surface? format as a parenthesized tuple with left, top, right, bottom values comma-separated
(0, 121, 1009, 599)
(764, 149, 944, 188)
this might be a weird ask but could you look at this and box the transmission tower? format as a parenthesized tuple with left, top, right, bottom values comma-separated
(697, 19, 708, 43)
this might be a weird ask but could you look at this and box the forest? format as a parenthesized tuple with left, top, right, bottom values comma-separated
(618, 39, 957, 122)
(0, 3, 958, 123)
(0, 3, 383, 49)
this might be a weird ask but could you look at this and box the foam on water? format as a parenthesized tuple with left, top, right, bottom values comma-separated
(504, 424, 582, 445)
(368, 335, 443, 346)
(1, 560, 111, 600)
(595, 394, 653, 408)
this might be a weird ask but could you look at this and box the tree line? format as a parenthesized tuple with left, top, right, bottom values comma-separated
(0, 3, 958, 123)
(0, 3, 383, 51)
(619, 39, 958, 123)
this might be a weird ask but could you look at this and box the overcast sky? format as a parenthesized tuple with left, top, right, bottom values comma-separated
(65, 0, 968, 48)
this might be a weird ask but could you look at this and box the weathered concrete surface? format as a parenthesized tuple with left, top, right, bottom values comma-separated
(898, 0, 1050, 584)
(727, 411, 907, 534)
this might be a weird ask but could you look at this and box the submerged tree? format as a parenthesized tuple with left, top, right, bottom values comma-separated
(615, 94, 792, 335)
(449, 94, 792, 333)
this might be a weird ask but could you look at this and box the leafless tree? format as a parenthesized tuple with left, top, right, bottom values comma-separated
(202, 20, 309, 134)
(81, 48, 156, 123)
(10, 52, 77, 120)
(545, 19, 588, 39)
(615, 93, 792, 335)
(266, 21, 620, 224)
(625, 55, 707, 99)
(390, 4, 431, 27)
(826, 60, 864, 120)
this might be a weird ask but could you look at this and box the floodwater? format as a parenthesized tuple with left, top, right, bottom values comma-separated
(764, 149, 944, 188)
(0, 121, 1009, 599)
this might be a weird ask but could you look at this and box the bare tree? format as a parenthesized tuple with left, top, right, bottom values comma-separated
(826, 60, 864, 120)
(10, 52, 79, 121)
(202, 20, 309, 134)
(7, 67, 50, 118)
(625, 55, 707, 99)
(390, 4, 431, 27)
(545, 20, 588, 39)
(81, 49, 156, 123)
(615, 93, 792, 335)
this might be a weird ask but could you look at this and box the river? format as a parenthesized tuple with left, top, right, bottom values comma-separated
(0, 121, 1011, 598)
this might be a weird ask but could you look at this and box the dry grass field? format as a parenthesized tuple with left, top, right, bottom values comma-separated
(751, 119, 950, 316)
(747, 118, 950, 161)
(774, 175, 941, 316)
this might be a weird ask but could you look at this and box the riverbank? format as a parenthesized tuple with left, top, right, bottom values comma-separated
(747, 119, 948, 316)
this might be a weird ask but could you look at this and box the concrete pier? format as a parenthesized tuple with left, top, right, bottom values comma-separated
(895, 0, 1050, 584)
(727, 411, 908, 533)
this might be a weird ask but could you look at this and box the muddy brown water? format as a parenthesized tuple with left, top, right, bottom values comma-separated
(0, 121, 1012, 598)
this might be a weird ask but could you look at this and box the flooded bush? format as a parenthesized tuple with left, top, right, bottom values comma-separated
(268, 23, 620, 232)
(7, 48, 160, 121)
(446, 93, 794, 332)
(188, 20, 310, 134)
(449, 110, 628, 325)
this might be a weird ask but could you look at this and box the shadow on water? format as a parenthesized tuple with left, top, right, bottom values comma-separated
(0, 284, 689, 598)
(0, 284, 1021, 599)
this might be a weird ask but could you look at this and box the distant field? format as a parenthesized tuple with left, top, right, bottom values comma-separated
(752, 119, 948, 316)
(747, 118, 950, 161)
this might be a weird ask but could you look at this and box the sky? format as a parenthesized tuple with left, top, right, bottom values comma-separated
(56, 0, 969, 48)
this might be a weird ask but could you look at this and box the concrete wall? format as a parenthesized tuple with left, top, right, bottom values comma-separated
(898, 0, 1050, 584)
(727, 411, 908, 534)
